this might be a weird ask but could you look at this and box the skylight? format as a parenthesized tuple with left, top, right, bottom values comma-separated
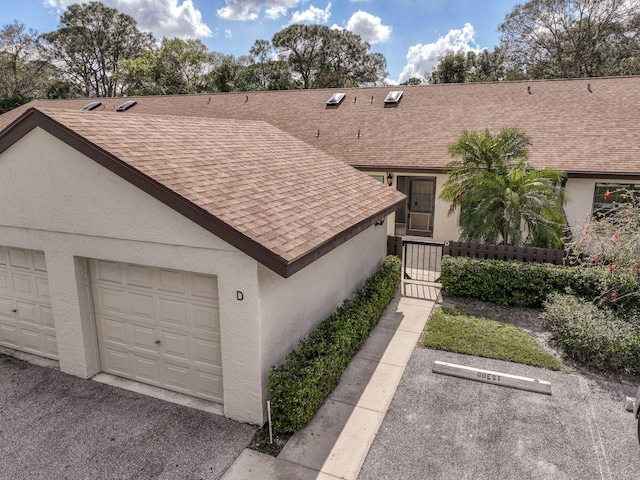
(384, 91, 403, 105)
(326, 93, 346, 106)
(81, 101, 102, 111)
(115, 100, 137, 112)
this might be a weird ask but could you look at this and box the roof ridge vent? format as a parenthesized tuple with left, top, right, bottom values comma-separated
(326, 92, 346, 108)
(383, 90, 403, 106)
(116, 100, 137, 112)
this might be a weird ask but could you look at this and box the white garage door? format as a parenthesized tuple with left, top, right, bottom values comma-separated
(90, 259, 223, 403)
(0, 246, 57, 359)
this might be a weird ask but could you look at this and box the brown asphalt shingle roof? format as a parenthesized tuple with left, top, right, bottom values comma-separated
(4, 75, 640, 177)
(0, 107, 404, 277)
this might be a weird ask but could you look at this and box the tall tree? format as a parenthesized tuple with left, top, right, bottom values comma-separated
(272, 24, 387, 88)
(248, 39, 294, 90)
(0, 21, 52, 99)
(499, 0, 640, 79)
(119, 38, 211, 95)
(205, 53, 258, 92)
(427, 49, 505, 84)
(41, 2, 154, 97)
(440, 128, 566, 248)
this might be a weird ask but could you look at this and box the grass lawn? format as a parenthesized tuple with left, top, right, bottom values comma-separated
(422, 307, 563, 371)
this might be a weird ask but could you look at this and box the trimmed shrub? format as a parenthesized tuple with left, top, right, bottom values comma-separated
(541, 293, 640, 374)
(268, 256, 401, 433)
(440, 255, 637, 308)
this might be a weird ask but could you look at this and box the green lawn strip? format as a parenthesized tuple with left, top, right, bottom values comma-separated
(422, 307, 563, 371)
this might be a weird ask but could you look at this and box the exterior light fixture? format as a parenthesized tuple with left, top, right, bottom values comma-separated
(386, 173, 393, 186)
(375, 216, 386, 226)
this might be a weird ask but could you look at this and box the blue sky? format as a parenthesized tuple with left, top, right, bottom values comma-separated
(3, 0, 521, 84)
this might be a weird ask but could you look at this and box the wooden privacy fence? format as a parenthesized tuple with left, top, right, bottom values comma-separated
(443, 241, 565, 265)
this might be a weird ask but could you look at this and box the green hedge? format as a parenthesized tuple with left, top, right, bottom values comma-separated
(541, 293, 640, 374)
(440, 255, 637, 308)
(267, 256, 402, 433)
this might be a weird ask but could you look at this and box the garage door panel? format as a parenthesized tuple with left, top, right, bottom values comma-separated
(131, 324, 157, 352)
(100, 317, 130, 345)
(0, 297, 12, 316)
(157, 297, 188, 327)
(134, 355, 162, 384)
(160, 331, 189, 361)
(191, 304, 220, 333)
(96, 286, 126, 314)
(193, 337, 222, 367)
(0, 272, 10, 293)
(163, 362, 191, 393)
(12, 273, 36, 298)
(35, 277, 50, 300)
(128, 292, 155, 320)
(192, 274, 218, 300)
(16, 301, 38, 324)
(93, 260, 122, 284)
(157, 269, 187, 295)
(32, 252, 47, 272)
(41, 306, 55, 329)
(195, 371, 224, 403)
(21, 328, 45, 353)
(0, 322, 19, 347)
(8, 248, 31, 269)
(126, 264, 153, 288)
(44, 334, 58, 357)
(102, 348, 131, 376)
(92, 260, 222, 404)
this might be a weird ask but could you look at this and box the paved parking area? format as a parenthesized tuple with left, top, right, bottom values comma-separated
(359, 348, 640, 480)
(0, 354, 256, 480)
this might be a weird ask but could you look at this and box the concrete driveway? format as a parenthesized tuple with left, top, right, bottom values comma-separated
(0, 354, 256, 480)
(359, 348, 640, 480)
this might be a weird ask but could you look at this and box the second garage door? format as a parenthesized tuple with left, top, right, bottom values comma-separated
(90, 259, 223, 403)
(0, 246, 57, 359)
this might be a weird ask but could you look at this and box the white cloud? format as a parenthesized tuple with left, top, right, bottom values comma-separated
(344, 10, 390, 44)
(290, 4, 332, 24)
(266, 6, 288, 19)
(46, 0, 212, 38)
(225, 29, 233, 39)
(398, 23, 482, 83)
(217, 0, 301, 21)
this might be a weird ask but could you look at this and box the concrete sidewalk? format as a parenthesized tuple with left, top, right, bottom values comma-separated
(222, 284, 439, 480)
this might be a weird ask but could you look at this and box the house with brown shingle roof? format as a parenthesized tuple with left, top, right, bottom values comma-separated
(4, 75, 638, 240)
(0, 106, 403, 424)
(1, 75, 638, 423)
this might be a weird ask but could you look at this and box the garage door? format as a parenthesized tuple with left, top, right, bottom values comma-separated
(0, 246, 57, 359)
(90, 259, 223, 403)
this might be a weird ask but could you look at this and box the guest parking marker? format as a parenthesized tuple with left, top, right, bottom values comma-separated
(432, 361, 552, 395)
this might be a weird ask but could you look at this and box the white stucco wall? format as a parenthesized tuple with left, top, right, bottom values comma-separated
(564, 178, 611, 235)
(0, 128, 264, 423)
(257, 223, 387, 400)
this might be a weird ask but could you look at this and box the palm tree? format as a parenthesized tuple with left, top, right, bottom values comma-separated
(440, 128, 566, 248)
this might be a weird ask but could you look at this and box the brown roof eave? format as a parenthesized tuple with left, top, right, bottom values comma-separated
(353, 165, 445, 175)
(282, 198, 405, 277)
(566, 171, 640, 180)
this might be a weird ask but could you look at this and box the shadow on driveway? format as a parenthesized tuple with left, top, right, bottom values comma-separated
(359, 348, 640, 480)
(0, 355, 256, 480)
